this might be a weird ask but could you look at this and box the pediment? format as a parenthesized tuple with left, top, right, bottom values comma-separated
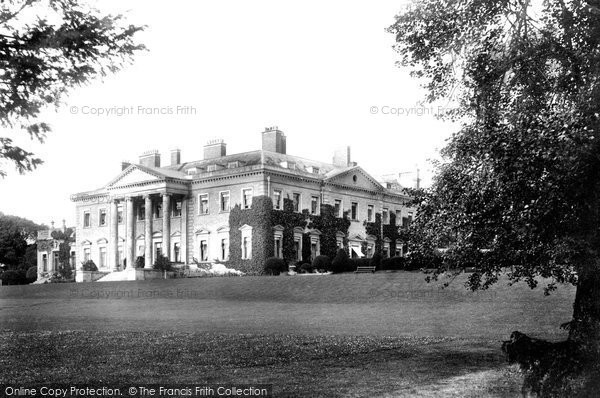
(107, 166, 164, 188)
(325, 166, 383, 191)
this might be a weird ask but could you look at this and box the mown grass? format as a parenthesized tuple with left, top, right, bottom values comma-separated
(0, 272, 575, 396)
(0, 331, 522, 397)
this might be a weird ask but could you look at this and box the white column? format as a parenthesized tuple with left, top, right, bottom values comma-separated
(144, 195, 153, 268)
(181, 196, 188, 264)
(162, 193, 171, 261)
(110, 199, 119, 271)
(126, 196, 135, 269)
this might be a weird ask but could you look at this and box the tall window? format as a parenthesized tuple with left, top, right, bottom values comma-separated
(42, 254, 48, 271)
(334, 199, 342, 217)
(351, 202, 358, 221)
(242, 236, 250, 259)
(221, 238, 229, 261)
(153, 202, 163, 219)
(53, 252, 59, 268)
(83, 248, 91, 262)
(274, 236, 282, 258)
(273, 190, 282, 210)
(293, 193, 301, 212)
(311, 196, 319, 215)
(200, 240, 208, 261)
(311, 242, 318, 261)
(199, 194, 209, 214)
(138, 203, 146, 220)
(367, 205, 374, 222)
(99, 209, 107, 226)
(396, 210, 402, 225)
(155, 242, 162, 259)
(242, 188, 253, 209)
(382, 208, 389, 224)
(173, 200, 182, 217)
(99, 247, 107, 268)
(83, 212, 91, 228)
(70, 251, 76, 268)
(294, 240, 301, 261)
(174, 243, 180, 262)
(220, 191, 230, 212)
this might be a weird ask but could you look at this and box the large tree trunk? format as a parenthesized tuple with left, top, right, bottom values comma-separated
(569, 263, 600, 355)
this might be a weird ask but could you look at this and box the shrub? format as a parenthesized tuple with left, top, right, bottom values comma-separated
(380, 256, 405, 271)
(26, 266, 38, 283)
(331, 249, 350, 273)
(370, 252, 382, 269)
(264, 257, 287, 275)
(312, 255, 331, 272)
(82, 260, 98, 272)
(299, 263, 313, 274)
(153, 254, 172, 272)
(134, 256, 145, 269)
(1, 270, 28, 285)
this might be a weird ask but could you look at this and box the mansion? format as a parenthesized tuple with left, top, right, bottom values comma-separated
(71, 127, 414, 279)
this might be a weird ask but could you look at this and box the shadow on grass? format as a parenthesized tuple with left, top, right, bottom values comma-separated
(0, 331, 522, 397)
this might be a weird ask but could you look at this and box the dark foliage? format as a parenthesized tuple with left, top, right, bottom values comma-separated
(312, 255, 331, 272)
(153, 255, 172, 272)
(25, 265, 37, 282)
(298, 263, 313, 274)
(331, 249, 350, 273)
(0, 269, 27, 285)
(81, 260, 97, 272)
(264, 257, 287, 275)
(134, 256, 145, 269)
(370, 252, 382, 269)
(379, 256, 405, 271)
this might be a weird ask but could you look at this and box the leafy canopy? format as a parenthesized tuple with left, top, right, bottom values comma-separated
(0, 0, 144, 177)
(389, 0, 600, 293)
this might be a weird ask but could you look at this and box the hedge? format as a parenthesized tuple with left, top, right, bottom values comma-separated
(264, 257, 287, 275)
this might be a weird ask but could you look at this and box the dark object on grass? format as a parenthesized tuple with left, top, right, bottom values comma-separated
(82, 260, 98, 272)
(312, 255, 331, 272)
(299, 263, 313, 274)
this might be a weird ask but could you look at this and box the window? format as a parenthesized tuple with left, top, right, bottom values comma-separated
(155, 242, 162, 259)
(242, 188, 253, 209)
(408, 211, 414, 223)
(153, 202, 163, 219)
(311, 196, 319, 215)
(70, 251, 76, 268)
(99, 209, 107, 226)
(242, 237, 250, 259)
(53, 252, 60, 268)
(396, 210, 402, 225)
(274, 236, 282, 258)
(383, 208, 389, 224)
(83, 212, 91, 228)
(199, 194, 209, 215)
(351, 202, 358, 221)
(334, 199, 342, 217)
(221, 238, 229, 261)
(173, 200, 182, 217)
(83, 248, 91, 262)
(311, 242, 318, 261)
(99, 247, 107, 268)
(220, 191, 230, 212)
(293, 193, 301, 212)
(42, 254, 48, 272)
(138, 203, 146, 221)
(227, 161, 239, 169)
(138, 245, 145, 257)
(294, 240, 301, 261)
(273, 189, 282, 210)
(174, 243, 181, 262)
(207, 164, 218, 172)
(200, 240, 208, 261)
(367, 205, 374, 222)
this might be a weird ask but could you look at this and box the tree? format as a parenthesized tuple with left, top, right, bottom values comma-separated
(0, 212, 43, 269)
(0, 0, 144, 177)
(390, 0, 600, 395)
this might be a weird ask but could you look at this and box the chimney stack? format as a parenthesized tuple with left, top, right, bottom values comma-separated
(261, 126, 286, 154)
(333, 146, 351, 168)
(204, 139, 226, 160)
(62, 219, 66, 232)
(139, 150, 161, 168)
(170, 148, 181, 166)
(121, 161, 130, 171)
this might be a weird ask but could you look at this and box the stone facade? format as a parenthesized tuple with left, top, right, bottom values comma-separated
(70, 127, 415, 277)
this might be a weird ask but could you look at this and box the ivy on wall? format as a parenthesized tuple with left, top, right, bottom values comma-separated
(364, 212, 401, 256)
(228, 195, 274, 275)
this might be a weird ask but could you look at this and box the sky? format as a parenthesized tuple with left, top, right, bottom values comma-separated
(0, 0, 456, 226)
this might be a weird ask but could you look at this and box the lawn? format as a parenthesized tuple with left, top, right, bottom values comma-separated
(0, 272, 575, 397)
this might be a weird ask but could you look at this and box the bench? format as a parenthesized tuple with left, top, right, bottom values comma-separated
(354, 266, 376, 274)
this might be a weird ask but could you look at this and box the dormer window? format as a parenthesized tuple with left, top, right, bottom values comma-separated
(227, 161, 239, 169)
(187, 167, 199, 175)
(207, 164, 218, 172)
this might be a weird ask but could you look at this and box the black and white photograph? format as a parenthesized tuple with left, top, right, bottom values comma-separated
(1, 0, 599, 397)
